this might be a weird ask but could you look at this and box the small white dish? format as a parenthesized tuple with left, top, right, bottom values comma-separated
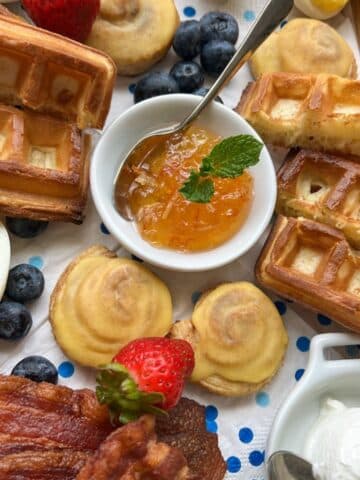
(0, 221, 10, 299)
(267, 333, 360, 465)
(91, 94, 276, 271)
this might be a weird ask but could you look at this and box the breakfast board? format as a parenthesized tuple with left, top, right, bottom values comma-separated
(1, 1, 360, 479)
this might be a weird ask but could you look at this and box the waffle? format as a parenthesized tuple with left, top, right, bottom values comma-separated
(237, 73, 360, 156)
(0, 13, 116, 130)
(277, 149, 360, 248)
(256, 215, 360, 333)
(0, 105, 90, 223)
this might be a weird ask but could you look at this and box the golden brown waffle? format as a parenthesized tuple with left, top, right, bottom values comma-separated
(256, 215, 360, 333)
(277, 149, 360, 248)
(0, 13, 116, 222)
(0, 14, 116, 130)
(0, 105, 90, 223)
(237, 73, 360, 156)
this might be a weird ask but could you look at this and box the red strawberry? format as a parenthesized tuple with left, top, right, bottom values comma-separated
(96, 338, 195, 424)
(22, 0, 100, 43)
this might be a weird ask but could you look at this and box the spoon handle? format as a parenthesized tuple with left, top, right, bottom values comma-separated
(179, 0, 294, 130)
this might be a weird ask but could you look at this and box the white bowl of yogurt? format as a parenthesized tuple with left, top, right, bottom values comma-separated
(267, 333, 360, 480)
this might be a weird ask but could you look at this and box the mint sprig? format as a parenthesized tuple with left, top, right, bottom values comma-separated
(180, 135, 263, 203)
(179, 170, 215, 204)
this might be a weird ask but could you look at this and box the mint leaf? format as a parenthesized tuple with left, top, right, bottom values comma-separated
(199, 135, 263, 178)
(179, 170, 215, 203)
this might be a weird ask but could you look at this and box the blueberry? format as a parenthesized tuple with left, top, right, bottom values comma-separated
(193, 87, 224, 104)
(200, 12, 239, 45)
(6, 264, 44, 303)
(134, 72, 180, 103)
(6, 217, 48, 238)
(12, 356, 58, 384)
(200, 40, 236, 77)
(173, 20, 201, 60)
(170, 61, 204, 93)
(0, 301, 32, 340)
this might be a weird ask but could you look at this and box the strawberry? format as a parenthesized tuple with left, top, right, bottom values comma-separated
(22, 0, 100, 43)
(96, 338, 195, 424)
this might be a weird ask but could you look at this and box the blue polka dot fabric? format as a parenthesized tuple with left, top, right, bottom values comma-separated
(2, 2, 359, 480)
(28, 256, 44, 269)
(183, 6, 196, 17)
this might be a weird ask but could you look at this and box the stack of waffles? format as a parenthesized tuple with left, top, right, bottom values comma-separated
(237, 72, 360, 332)
(0, 10, 116, 223)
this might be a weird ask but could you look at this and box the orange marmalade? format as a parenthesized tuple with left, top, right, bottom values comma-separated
(115, 125, 254, 252)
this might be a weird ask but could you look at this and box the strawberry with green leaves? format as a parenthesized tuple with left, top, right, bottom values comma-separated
(22, 0, 100, 43)
(96, 337, 195, 424)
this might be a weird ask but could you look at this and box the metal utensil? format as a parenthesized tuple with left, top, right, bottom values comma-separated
(114, 0, 294, 220)
(268, 451, 316, 480)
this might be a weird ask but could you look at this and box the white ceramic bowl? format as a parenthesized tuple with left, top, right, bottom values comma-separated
(0, 221, 10, 299)
(267, 333, 360, 468)
(91, 94, 276, 271)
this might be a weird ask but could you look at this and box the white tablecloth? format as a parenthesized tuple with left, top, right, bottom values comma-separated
(1, 2, 359, 478)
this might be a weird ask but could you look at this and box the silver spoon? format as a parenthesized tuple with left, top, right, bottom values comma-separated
(268, 451, 316, 480)
(114, 0, 294, 220)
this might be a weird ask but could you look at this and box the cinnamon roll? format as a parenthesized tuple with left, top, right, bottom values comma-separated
(50, 245, 173, 367)
(171, 282, 288, 396)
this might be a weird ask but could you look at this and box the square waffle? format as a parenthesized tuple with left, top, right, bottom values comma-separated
(0, 14, 116, 130)
(277, 149, 360, 248)
(237, 73, 360, 156)
(0, 105, 90, 223)
(0, 10, 116, 223)
(256, 215, 360, 333)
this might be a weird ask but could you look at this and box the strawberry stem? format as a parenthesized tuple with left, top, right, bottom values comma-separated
(96, 363, 167, 425)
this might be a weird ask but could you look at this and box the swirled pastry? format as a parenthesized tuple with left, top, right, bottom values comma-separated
(87, 0, 179, 75)
(50, 246, 172, 368)
(250, 19, 356, 79)
(170, 282, 288, 396)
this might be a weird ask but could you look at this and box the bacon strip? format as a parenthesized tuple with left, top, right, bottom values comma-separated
(0, 375, 113, 479)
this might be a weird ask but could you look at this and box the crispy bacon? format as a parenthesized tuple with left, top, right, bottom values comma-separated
(0, 375, 113, 479)
(76, 415, 189, 480)
(156, 398, 226, 480)
(0, 376, 224, 480)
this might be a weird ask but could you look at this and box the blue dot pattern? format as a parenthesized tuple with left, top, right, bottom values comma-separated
(295, 369, 305, 381)
(318, 314, 332, 326)
(205, 405, 218, 433)
(205, 405, 218, 421)
(256, 392, 270, 407)
(28, 256, 44, 269)
(227, 456, 241, 473)
(239, 427, 254, 444)
(243, 10, 255, 22)
(206, 420, 218, 433)
(249, 451, 265, 467)
(128, 83, 136, 94)
(58, 361, 75, 378)
(296, 336, 310, 352)
(100, 222, 110, 235)
(191, 291, 202, 305)
(183, 6, 196, 17)
(275, 301, 287, 316)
